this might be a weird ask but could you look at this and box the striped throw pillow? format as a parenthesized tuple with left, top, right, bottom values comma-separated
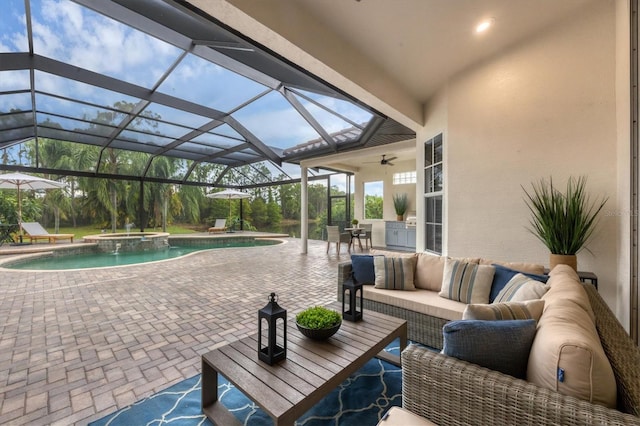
(494, 273, 549, 302)
(439, 259, 494, 304)
(463, 299, 545, 322)
(373, 256, 416, 290)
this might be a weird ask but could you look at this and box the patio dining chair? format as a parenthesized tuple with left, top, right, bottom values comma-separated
(326, 225, 351, 254)
(356, 223, 373, 249)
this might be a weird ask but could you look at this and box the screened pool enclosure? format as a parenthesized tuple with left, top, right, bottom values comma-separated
(0, 0, 415, 189)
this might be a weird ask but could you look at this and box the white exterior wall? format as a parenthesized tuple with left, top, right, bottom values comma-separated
(417, 1, 625, 321)
(355, 159, 417, 247)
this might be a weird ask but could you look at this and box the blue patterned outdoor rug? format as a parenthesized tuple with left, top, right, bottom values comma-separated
(90, 341, 405, 426)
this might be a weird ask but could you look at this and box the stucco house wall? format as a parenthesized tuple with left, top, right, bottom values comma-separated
(418, 0, 628, 324)
(355, 159, 417, 246)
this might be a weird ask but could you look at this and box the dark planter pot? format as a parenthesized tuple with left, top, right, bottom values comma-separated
(296, 321, 341, 340)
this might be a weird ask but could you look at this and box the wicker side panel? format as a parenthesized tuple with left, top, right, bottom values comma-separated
(584, 284, 640, 416)
(363, 299, 447, 349)
(337, 260, 447, 348)
(401, 345, 640, 426)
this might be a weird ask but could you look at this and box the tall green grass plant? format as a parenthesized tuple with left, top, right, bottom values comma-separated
(522, 176, 607, 255)
(392, 193, 408, 217)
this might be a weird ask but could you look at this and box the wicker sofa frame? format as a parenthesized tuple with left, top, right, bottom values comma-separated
(401, 283, 640, 425)
(337, 261, 449, 349)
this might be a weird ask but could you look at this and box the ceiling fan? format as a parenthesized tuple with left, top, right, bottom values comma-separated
(367, 154, 397, 166)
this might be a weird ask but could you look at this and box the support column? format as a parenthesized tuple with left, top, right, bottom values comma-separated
(138, 180, 145, 232)
(301, 165, 308, 254)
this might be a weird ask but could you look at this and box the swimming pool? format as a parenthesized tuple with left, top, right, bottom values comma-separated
(3, 238, 281, 270)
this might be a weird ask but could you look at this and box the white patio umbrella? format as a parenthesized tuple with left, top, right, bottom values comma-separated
(0, 172, 65, 241)
(206, 188, 251, 218)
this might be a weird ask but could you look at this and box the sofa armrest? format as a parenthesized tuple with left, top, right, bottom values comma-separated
(337, 261, 353, 301)
(402, 345, 640, 426)
(584, 284, 640, 416)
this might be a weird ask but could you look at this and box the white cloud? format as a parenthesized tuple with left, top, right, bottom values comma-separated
(0, 70, 29, 91)
(0, 2, 28, 53)
(31, 0, 180, 89)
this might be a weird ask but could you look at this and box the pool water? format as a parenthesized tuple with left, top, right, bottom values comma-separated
(6, 239, 279, 270)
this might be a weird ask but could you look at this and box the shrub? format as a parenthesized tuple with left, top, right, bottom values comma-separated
(296, 306, 341, 329)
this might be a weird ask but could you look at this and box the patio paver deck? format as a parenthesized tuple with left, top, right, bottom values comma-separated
(0, 236, 357, 425)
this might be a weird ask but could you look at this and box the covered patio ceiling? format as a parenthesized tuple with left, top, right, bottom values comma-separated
(0, 0, 415, 188)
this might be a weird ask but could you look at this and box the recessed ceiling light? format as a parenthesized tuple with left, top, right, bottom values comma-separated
(476, 18, 494, 33)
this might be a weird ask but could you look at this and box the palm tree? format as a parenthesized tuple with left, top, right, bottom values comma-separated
(35, 138, 76, 229)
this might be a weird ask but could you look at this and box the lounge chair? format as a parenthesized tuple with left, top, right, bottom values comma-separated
(208, 219, 227, 233)
(21, 222, 74, 244)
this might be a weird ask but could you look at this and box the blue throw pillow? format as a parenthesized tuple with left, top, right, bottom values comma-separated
(489, 264, 549, 303)
(351, 254, 377, 284)
(442, 319, 537, 379)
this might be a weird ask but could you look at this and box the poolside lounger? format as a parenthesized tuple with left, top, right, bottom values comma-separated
(208, 219, 227, 234)
(21, 222, 74, 244)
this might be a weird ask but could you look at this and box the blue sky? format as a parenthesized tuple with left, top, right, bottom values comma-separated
(0, 0, 375, 172)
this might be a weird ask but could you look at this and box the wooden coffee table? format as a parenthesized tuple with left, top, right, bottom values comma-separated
(201, 302, 407, 426)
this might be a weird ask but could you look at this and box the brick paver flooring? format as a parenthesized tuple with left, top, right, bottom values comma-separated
(0, 237, 355, 425)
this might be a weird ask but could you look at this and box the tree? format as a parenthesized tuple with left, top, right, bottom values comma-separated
(43, 188, 71, 233)
(266, 187, 282, 226)
(279, 182, 300, 220)
(365, 195, 383, 219)
(250, 197, 268, 227)
(308, 183, 328, 220)
(176, 184, 202, 225)
(27, 137, 71, 228)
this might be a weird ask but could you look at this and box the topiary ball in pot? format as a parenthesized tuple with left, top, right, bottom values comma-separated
(295, 306, 342, 340)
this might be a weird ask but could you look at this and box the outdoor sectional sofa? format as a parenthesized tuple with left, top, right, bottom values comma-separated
(337, 251, 547, 349)
(337, 253, 640, 425)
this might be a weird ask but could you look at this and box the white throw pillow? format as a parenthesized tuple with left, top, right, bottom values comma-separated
(494, 273, 549, 302)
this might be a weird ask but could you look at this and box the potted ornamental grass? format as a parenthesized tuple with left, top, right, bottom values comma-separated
(295, 306, 342, 340)
(393, 193, 408, 221)
(522, 176, 608, 271)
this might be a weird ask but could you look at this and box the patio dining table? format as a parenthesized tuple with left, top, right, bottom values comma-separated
(344, 227, 364, 251)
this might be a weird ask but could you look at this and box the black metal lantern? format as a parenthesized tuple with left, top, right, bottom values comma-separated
(342, 278, 363, 322)
(258, 292, 287, 365)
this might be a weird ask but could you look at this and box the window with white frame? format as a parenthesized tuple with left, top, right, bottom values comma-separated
(393, 171, 417, 185)
(424, 134, 443, 254)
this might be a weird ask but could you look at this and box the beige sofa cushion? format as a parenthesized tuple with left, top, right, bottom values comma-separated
(414, 255, 490, 291)
(527, 274, 616, 408)
(546, 265, 595, 321)
(480, 259, 545, 275)
(369, 249, 417, 259)
(414, 253, 446, 291)
(363, 286, 465, 321)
